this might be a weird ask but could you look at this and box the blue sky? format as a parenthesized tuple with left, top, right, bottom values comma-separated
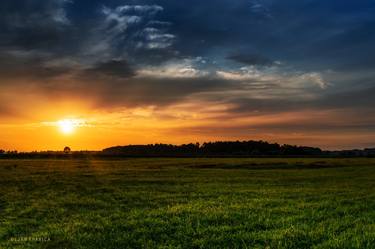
(1, 0, 375, 149)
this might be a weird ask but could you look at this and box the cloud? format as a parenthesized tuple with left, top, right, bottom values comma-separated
(216, 66, 329, 89)
(249, 0, 272, 18)
(0, 0, 72, 49)
(137, 59, 208, 79)
(0, 0, 71, 27)
(227, 53, 275, 66)
(0, 50, 70, 80)
(115, 5, 164, 15)
(137, 27, 175, 49)
(0, 2, 179, 84)
(64, 76, 234, 109)
(85, 4, 176, 63)
(298, 72, 329, 89)
(0, 0, 374, 150)
(221, 85, 375, 116)
(84, 60, 135, 78)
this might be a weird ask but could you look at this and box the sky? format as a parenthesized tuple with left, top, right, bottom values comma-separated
(1, 0, 375, 151)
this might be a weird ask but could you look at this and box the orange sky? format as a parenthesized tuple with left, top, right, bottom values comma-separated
(1, 78, 375, 151)
(1, 98, 375, 151)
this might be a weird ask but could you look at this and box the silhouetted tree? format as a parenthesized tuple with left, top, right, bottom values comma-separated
(64, 147, 71, 154)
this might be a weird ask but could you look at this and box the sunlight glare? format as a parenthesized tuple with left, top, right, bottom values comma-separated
(58, 119, 77, 134)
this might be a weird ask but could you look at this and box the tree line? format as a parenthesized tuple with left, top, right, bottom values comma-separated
(2, 141, 375, 158)
(101, 141, 322, 157)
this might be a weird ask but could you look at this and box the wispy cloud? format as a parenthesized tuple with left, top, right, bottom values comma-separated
(85, 4, 175, 62)
(137, 58, 208, 79)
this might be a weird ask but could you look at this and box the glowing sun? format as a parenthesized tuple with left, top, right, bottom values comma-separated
(58, 119, 77, 134)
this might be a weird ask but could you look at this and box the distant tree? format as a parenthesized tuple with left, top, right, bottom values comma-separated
(64, 147, 71, 154)
(0, 149, 5, 155)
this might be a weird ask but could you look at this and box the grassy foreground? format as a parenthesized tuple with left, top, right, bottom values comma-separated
(0, 158, 374, 249)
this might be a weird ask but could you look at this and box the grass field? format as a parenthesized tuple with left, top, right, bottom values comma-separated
(0, 158, 374, 249)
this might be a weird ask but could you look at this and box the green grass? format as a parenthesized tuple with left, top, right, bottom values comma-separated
(0, 158, 374, 248)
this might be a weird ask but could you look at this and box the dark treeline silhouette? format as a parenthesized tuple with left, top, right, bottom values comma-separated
(0, 150, 97, 159)
(101, 141, 323, 157)
(1, 141, 375, 158)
